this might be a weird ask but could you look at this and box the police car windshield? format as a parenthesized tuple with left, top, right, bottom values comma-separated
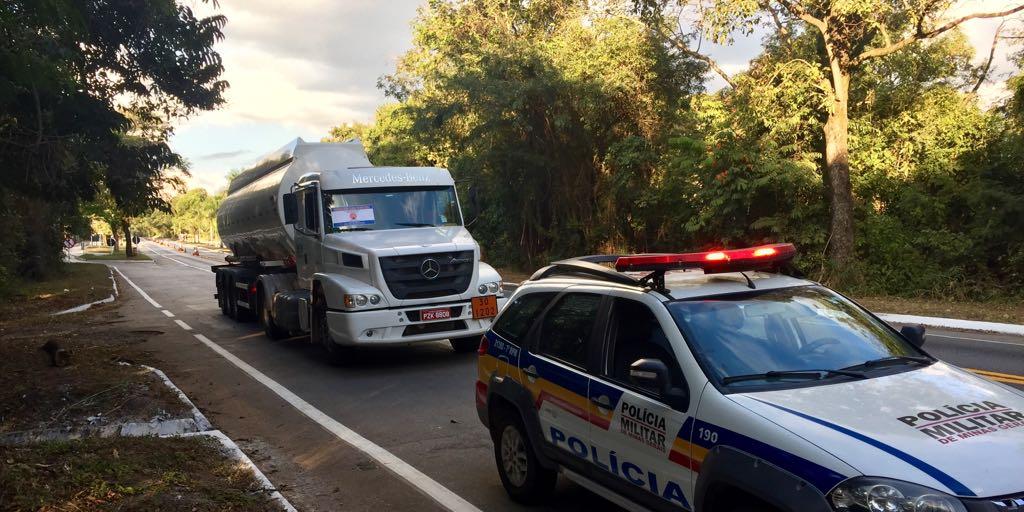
(324, 186, 462, 232)
(666, 286, 925, 390)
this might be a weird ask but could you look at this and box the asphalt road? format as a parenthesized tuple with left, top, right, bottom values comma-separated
(111, 241, 1024, 511)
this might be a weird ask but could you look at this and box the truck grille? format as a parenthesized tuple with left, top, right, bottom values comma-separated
(379, 251, 474, 299)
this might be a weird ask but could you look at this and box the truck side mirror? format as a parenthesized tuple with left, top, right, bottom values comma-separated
(900, 325, 926, 348)
(283, 193, 298, 225)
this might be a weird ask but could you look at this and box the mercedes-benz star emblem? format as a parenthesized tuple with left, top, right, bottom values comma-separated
(420, 258, 440, 280)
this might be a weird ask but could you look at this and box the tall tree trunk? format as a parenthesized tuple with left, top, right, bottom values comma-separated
(122, 220, 133, 258)
(823, 65, 855, 266)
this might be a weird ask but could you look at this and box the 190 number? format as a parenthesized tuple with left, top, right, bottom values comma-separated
(697, 427, 718, 444)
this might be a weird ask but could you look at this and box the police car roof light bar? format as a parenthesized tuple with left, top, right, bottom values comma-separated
(614, 243, 797, 275)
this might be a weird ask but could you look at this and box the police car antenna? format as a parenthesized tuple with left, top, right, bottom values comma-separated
(740, 271, 756, 289)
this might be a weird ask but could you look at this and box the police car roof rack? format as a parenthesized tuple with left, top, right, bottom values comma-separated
(528, 257, 641, 288)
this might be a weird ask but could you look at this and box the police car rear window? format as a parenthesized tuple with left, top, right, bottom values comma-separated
(492, 292, 555, 344)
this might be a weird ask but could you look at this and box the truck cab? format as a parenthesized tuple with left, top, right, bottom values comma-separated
(213, 139, 505, 361)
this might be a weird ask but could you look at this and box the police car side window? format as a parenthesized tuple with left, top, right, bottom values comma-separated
(492, 292, 556, 344)
(537, 293, 603, 368)
(605, 298, 684, 391)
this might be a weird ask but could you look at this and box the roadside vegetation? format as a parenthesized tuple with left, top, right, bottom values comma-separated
(326, 0, 1024, 303)
(0, 0, 227, 290)
(79, 248, 152, 261)
(0, 264, 279, 511)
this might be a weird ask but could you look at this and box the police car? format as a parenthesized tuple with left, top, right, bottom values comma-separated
(474, 244, 1024, 512)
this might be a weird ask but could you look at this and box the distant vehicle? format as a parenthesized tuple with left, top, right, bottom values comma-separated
(214, 138, 505, 362)
(476, 244, 1024, 512)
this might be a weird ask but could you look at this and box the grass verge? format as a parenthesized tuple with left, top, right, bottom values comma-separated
(853, 295, 1024, 325)
(79, 250, 150, 261)
(0, 436, 275, 511)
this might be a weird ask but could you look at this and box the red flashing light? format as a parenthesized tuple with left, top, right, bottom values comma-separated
(705, 251, 727, 261)
(477, 335, 489, 356)
(615, 243, 796, 274)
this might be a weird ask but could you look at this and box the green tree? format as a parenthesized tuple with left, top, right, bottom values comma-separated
(0, 0, 226, 280)
(644, 0, 1024, 268)
(378, 0, 705, 264)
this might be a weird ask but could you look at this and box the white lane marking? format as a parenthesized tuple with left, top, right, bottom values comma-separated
(114, 270, 481, 512)
(174, 319, 193, 331)
(143, 242, 211, 272)
(162, 310, 175, 318)
(927, 333, 1024, 348)
(878, 313, 1024, 336)
(188, 333, 482, 512)
(111, 266, 161, 308)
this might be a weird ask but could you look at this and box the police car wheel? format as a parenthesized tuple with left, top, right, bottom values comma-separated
(449, 336, 479, 353)
(493, 411, 556, 503)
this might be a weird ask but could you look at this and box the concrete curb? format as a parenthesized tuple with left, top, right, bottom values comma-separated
(52, 267, 118, 316)
(184, 430, 298, 512)
(877, 313, 1024, 336)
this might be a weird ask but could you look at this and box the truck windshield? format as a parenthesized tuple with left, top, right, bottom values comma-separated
(666, 286, 927, 391)
(323, 186, 462, 232)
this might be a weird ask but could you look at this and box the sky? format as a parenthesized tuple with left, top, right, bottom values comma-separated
(170, 0, 1023, 193)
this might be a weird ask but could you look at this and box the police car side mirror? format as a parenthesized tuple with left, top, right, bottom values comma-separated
(629, 358, 669, 391)
(283, 193, 299, 225)
(900, 325, 926, 348)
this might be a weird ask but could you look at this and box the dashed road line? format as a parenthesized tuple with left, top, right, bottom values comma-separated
(143, 242, 211, 272)
(111, 266, 161, 308)
(174, 319, 193, 331)
(114, 266, 482, 512)
(162, 310, 175, 318)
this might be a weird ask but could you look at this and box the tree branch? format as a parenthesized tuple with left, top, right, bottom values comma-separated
(856, 4, 1024, 63)
(774, 0, 827, 33)
(972, 20, 1006, 94)
(659, 26, 736, 88)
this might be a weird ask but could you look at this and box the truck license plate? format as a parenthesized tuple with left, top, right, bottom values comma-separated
(471, 295, 499, 319)
(420, 308, 451, 321)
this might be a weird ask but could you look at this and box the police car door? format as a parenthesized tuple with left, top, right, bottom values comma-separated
(587, 296, 696, 511)
(521, 291, 606, 466)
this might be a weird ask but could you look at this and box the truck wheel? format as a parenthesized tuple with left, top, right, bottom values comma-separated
(312, 291, 351, 365)
(450, 336, 480, 353)
(259, 289, 289, 340)
(492, 409, 556, 504)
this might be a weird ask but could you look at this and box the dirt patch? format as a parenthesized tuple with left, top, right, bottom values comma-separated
(492, 267, 531, 285)
(0, 263, 282, 511)
(854, 295, 1024, 325)
(0, 267, 186, 434)
(0, 436, 277, 511)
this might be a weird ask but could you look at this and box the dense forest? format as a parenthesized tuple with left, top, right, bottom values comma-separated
(0, 0, 226, 285)
(323, 0, 1024, 299)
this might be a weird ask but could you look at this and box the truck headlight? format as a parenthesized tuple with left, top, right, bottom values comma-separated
(829, 477, 966, 512)
(368, 294, 380, 305)
(478, 281, 502, 296)
(344, 294, 368, 308)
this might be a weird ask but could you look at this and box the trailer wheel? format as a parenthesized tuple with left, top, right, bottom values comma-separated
(312, 289, 351, 365)
(259, 287, 289, 340)
(217, 274, 228, 315)
(226, 276, 238, 320)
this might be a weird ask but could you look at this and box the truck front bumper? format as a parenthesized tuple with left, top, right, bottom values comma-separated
(325, 297, 508, 346)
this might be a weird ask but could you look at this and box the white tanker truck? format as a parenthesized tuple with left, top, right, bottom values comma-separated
(213, 138, 506, 361)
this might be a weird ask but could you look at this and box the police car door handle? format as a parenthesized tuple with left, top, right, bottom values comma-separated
(523, 366, 539, 380)
(590, 395, 611, 408)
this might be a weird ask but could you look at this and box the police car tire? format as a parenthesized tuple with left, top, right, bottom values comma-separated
(449, 336, 479, 353)
(493, 410, 556, 504)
